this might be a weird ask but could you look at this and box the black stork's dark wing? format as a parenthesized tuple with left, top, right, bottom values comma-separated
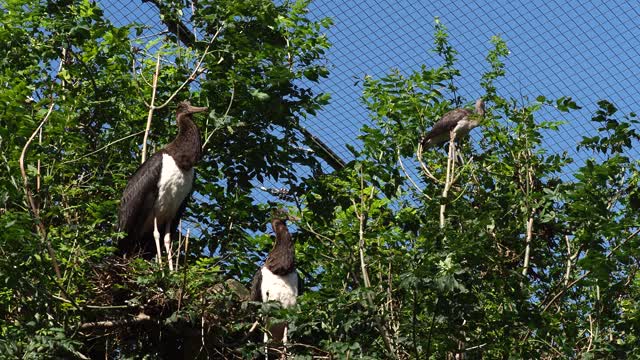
(117, 151, 164, 256)
(421, 108, 472, 147)
(249, 268, 262, 302)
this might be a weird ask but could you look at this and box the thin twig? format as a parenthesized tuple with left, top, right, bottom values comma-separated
(51, 294, 134, 310)
(62, 130, 145, 164)
(202, 83, 234, 151)
(175, 220, 182, 272)
(288, 342, 333, 356)
(133, 57, 153, 88)
(36, 127, 42, 192)
(155, 27, 224, 110)
(416, 142, 441, 184)
(464, 342, 487, 352)
(397, 148, 431, 200)
(541, 227, 640, 313)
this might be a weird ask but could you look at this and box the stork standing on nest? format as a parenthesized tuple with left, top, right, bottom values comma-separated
(117, 101, 207, 270)
(420, 98, 485, 149)
(250, 209, 300, 358)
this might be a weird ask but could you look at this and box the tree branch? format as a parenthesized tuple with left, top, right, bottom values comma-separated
(143, 0, 199, 48)
(521, 210, 535, 276)
(19, 98, 62, 281)
(62, 130, 145, 164)
(439, 134, 456, 229)
(397, 147, 432, 200)
(296, 125, 346, 171)
(141, 52, 161, 163)
(202, 82, 234, 151)
(79, 313, 153, 330)
(140, 30, 222, 163)
(541, 227, 640, 313)
(416, 141, 441, 184)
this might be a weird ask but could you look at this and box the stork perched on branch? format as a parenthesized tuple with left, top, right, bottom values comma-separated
(117, 101, 207, 269)
(250, 209, 301, 358)
(421, 98, 485, 148)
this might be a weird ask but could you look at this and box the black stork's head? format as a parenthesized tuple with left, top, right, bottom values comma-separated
(270, 207, 299, 225)
(164, 100, 208, 166)
(270, 208, 300, 244)
(176, 100, 208, 122)
(474, 98, 486, 118)
(263, 208, 297, 275)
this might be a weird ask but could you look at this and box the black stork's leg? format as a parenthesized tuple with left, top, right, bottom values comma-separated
(282, 324, 289, 359)
(163, 222, 174, 271)
(263, 330, 269, 359)
(153, 217, 163, 265)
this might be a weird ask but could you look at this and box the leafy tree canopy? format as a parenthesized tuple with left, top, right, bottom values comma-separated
(1, 1, 639, 359)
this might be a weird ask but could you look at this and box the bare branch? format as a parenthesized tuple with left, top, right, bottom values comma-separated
(564, 235, 572, 286)
(140, 30, 223, 163)
(542, 227, 640, 313)
(439, 134, 457, 229)
(62, 130, 145, 164)
(80, 313, 153, 330)
(141, 52, 161, 163)
(19, 99, 62, 281)
(155, 28, 224, 111)
(202, 83, 234, 151)
(416, 142, 441, 184)
(521, 211, 535, 276)
(397, 148, 432, 200)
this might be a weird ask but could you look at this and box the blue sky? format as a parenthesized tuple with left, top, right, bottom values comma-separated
(101, 0, 640, 170)
(93, 0, 640, 256)
(99, 0, 640, 194)
(302, 0, 639, 171)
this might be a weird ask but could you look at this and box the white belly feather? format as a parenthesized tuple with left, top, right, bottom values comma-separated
(154, 153, 194, 222)
(261, 267, 298, 308)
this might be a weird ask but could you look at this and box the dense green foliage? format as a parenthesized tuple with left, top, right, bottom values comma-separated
(1, 1, 639, 359)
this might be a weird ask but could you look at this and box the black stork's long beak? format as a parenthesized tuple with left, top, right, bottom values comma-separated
(185, 104, 208, 114)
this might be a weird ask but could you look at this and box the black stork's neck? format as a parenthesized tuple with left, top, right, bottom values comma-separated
(264, 218, 295, 275)
(164, 113, 201, 170)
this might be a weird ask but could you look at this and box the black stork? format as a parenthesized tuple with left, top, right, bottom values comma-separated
(420, 98, 485, 148)
(117, 101, 207, 269)
(250, 209, 301, 354)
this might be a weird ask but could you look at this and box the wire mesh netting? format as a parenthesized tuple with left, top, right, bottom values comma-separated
(101, 0, 640, 211)
(304, 0, 640, 171)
